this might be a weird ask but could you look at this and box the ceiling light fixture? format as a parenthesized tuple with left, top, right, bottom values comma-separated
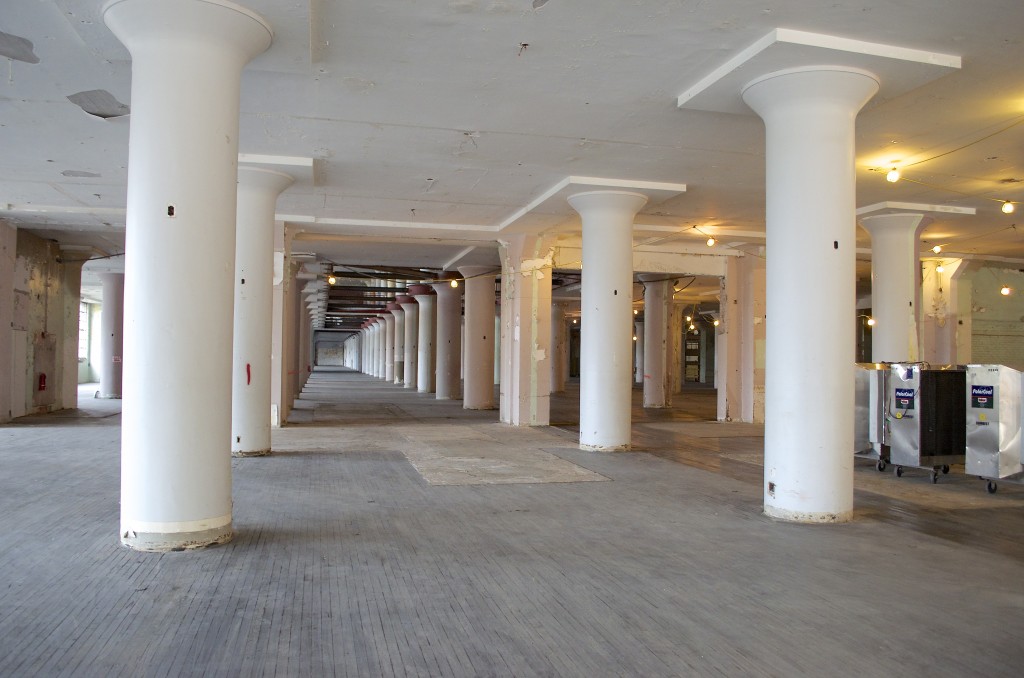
(886, 168, 901, 183)
(706, 237, 716, 247)
(713, 319, 720, 327)
(1001, 285, 1012, 296)
(867, 317, 876, 326)
(931, 245, 942, 254)
(633, 309, 639, 315)
(327, 275, 336, 285)
(936, 263, 945, 273)
(1002, 201, 1016, 214)
(450, 279, 459, 288)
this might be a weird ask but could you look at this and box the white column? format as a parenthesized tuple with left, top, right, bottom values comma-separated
(399, 295, 418, 389)
(410, 285, 436, 393)
(641, 276, 671, 408)
(458, 266, 497, 410)
(231, 168, 293, 457)
(498, 235, 553, 425)
(383, 310, 396, 382)
(551, 303, 568, 393)
(431, 281, 462, 400)
(104, 0, 272, 551)
(633, 320, 644, 385)
(375, 316, 387, 379)
(390, 302, 405, 384)
(97, 272, 124, 399)
(860, 213, 926, 362)
(568, 191, 648, 450)
(742, 66, 879, 523)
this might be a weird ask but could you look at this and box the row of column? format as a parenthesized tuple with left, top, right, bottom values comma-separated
(105, 0, 942, 552)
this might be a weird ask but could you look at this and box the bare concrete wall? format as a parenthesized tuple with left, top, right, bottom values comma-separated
(0, 220, 16, 422)
(9, 230, 83, 416)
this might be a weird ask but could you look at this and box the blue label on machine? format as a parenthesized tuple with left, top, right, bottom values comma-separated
(972, 385, 995, 409)
(895, 388, 915, 410)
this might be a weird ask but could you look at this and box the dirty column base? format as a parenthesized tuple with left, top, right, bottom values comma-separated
(232, 449, 271, 458)
(580, 443, 631, 452)
(121, 523, 233, 552)
(763, 506, 852, 524)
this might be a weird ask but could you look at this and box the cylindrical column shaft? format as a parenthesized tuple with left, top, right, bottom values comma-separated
(642, 278, 671, 407)
(568, 191, 648, 450)
(431, 282, 462, 400)
(383, 313, 395, 382)
(742, 66, 879, 523)
(375, 317, 386, 379)
(231, 168, 293, 457)
(105, 0, 272, 551)
(411, 286, 436, 393)
(390, 302, 405, 384)
(860, 213, 927, 362)
(400, 296, 418, 389)
(97, 272, 124, 399)
(458, 266, 497, 409)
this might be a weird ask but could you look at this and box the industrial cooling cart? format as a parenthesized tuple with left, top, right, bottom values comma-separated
(888, 363, 966, 483)
(965, 364, 1024, 493)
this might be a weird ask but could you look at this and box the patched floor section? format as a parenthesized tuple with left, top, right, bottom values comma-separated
(392, 423, 609, 485)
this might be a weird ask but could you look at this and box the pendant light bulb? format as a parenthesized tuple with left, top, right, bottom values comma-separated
(886, 168, 901, 183)
(931, 245, 942, 254)
(706, 237, 716, 247)
(1002, 201, 1015, 214)
(1001, 285, 1012, 296)
(327, 275, 336, 285)
(713, 319, 720, 327)
(450, 279, 459, 288)
(936, 263, 945, 273)
(867, 317, 876, 326)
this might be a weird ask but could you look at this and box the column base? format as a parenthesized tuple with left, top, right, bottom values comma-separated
(763, 505, 852, 524)
(464, 404, 497, 411)
(95, 393, 122, 400)
(121, 523, 233, 552)
(580, 442, 631, 452)
(232, 448, 270, 458)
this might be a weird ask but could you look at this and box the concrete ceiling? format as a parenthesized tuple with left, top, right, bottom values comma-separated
(4, 0, 1024, 316)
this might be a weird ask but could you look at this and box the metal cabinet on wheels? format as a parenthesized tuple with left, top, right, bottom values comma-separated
(965, 364, 1024, 493)
(888, 363, 966, 483)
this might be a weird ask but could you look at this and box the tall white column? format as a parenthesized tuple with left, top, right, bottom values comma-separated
(390, 302, 405, 384)
(231, 168, 293, 457)
(633, 320, 644, 385)
(383, 310, 396, 382)
(498, 235, 553, 425)
(399, 295, 418, 389)
(860, 213, 927, 362)
(458, 266, 497, 410)
(105, 0, 271, 551)
(742, 66, 879, 523)
(375, 316, 387, 379)
(641, 276, 671, 408)
(568, 191, 647, 450)
(410, 285, 436, 393)
(97, 272, 124, 399)
(431, 281, 462, 400)
(551, 303, 568, 393)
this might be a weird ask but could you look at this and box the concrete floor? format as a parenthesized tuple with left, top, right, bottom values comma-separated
(1, 368, 1023, 677)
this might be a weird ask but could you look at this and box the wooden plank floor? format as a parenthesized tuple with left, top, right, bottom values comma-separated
(1, 370, 1023, 677)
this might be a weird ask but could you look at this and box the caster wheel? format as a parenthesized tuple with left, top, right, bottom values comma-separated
(895, 466, 904, 478)
(942, 465, 950, 474)
(931, 470, 939, 484)
(987, 481, 998, 494)
(876, 460, 887, 472)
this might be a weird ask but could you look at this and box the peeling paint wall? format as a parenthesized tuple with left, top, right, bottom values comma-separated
(967, 266, 1024, 370)
(8, 230, 83, 417)
(0, 220, 16, 422)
